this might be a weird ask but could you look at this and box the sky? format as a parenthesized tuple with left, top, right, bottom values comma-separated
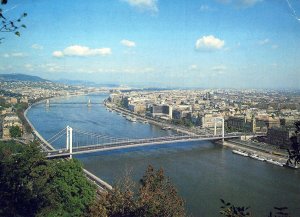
(0, 0, 300, 89)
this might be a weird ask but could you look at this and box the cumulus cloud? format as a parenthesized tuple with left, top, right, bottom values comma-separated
(52, 45, 112, 58)
(195, 35, 225, 51)
(122, 0, 158, 12)
(121, 39, 136, 47)
(31, 44, 43, 50)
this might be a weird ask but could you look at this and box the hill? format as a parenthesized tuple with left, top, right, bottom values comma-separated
(0, 73, 48, 82)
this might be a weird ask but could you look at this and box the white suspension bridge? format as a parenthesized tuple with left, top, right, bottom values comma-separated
(40, 118, 249, 159)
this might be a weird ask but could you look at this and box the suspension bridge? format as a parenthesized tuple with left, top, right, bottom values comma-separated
(41, 119, 246, 159)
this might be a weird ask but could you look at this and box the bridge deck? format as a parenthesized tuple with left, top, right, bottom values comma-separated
(46, 135, 241, 158)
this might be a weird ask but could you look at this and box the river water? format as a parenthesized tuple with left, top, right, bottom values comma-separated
(26, 93, 300, 216)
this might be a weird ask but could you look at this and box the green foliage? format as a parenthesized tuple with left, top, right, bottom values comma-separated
(47, 159, 96, 216)
(89, 165, 186, 217)
(0, 143, 50, 216)
(0, 143, 96, 217)
(220, 200, 292, 217)
(172, 118, 194, 128)
(220, 199, 251, 217)
(268, 207, 290, 217)
(0, 0, 27, 44)
(9, 125, 22, 138)
(137, 165, 186, 217)
(287, 121, 300, 166)
(0, 139, 24, 159)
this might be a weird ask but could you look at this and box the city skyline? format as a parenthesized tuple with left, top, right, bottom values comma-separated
(1, 0, 300, 89)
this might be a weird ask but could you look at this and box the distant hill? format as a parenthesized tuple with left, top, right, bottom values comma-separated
(0, 73, 48, 82)
(54, 79, 119, 87)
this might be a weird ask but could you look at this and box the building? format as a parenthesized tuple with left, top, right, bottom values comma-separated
(199, 113, 223, 128)
(2, 114, 23, 139)
(266, 127, 293, 148)
(128, 103, 146, 114)
(151, 105, 172, 119)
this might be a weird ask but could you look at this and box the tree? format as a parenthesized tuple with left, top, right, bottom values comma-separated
(89, 165, 187, 217)
(9, 125, 22, 137)
(287, 121, 300, 166)
(0, 0, 27, 44)
(44, 159, 96, 217)
(220, 199, 250, 217)
(0, 142, 96, 217)
(0, 142, 51, 216)
(137, 165, 186, 217)
(220, 200, 291, 217)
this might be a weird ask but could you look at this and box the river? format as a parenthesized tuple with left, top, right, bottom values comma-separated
(26, 93, 300, 216)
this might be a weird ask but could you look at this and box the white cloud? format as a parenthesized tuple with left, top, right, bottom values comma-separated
(31, 44, 43, 50)
(200, 5, 216, 12)
(217, 0, 263, 7)
(211, 65, 227, 73)
(121, 39, 136, 47)
(52, 45, 112, 58)
(52, 51, 64, 58)
(189, 64, 198, 70)
(2, 52, 26, 58)
(258, 38, 269, 45)
(195, 35, 225, 51)
(123, 0, 158, 12)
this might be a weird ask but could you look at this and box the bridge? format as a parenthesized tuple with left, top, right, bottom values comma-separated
(42, 117, 249, 159)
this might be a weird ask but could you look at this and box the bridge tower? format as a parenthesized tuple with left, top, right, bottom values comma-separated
(45, 99, 50, 107)
(66, 126, 73, 159)
(213, 117, 225, 143)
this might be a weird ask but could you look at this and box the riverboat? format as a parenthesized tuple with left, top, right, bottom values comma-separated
(232, 150, 249, 157)
(266, 159, 283, 167)
(250, 154, 266, 161)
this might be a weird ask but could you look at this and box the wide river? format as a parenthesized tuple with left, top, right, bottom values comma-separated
(27, 93, 300, 216)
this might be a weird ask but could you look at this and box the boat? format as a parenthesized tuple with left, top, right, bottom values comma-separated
(162, 126, 172, 130)
(232, 150, 249, 157)
(266, 159, 283, 167)
(250, 154, 266, 161)
(126, 116, 137, 122)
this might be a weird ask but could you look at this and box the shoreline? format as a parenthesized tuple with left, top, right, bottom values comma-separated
(104, 100, 297, 169)
(105, 101, 203, 136)
(216, 140, 295, 168)
(24, 93, 113, 191)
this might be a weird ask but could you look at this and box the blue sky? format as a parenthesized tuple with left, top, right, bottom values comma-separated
(0, 0, 300, 89)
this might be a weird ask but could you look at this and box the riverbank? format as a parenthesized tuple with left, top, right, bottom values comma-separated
(105, 101, 203, 136)
(24, 95, 113, 192)
(217, 139, 296, 168)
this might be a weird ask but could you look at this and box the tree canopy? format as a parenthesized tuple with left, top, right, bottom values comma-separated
(0, 141, 96, 217)
(89, 165, 187, 217)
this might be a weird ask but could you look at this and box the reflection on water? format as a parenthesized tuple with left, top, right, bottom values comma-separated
(27, 93, 300, 216)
